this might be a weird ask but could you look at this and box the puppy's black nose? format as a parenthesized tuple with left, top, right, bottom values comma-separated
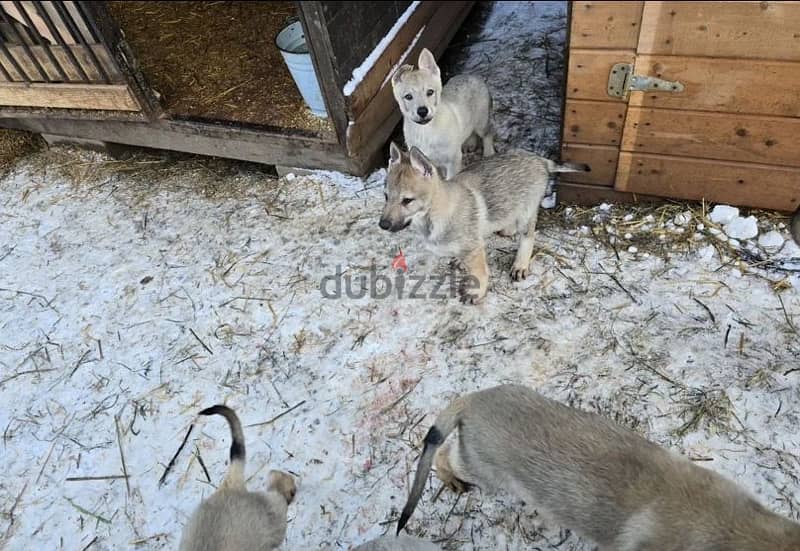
(379, 218, 391, 230)
(417, 106, 429, 118)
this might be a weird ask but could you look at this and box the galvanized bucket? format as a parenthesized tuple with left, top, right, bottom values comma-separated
(276, 20, 327, 118)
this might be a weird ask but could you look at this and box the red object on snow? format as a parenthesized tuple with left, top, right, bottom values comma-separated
(391, 249, 408, 272)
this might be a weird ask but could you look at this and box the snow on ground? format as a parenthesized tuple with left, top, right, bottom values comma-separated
(0, 147, 799, 551)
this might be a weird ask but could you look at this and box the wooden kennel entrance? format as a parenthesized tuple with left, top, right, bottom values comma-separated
(0, 1, 140, 112)
(0, 1, 474, 175)
(561, 1, 800, 212)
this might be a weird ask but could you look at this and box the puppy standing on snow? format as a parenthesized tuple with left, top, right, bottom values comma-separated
(392, 47, 494, 180)
(179, 405, 296, 551)
(379, 143, 588, 303)
(397, 384, 800, 551)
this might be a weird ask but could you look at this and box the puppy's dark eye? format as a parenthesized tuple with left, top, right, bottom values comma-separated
(402, 197, 415, 206)
(426, 89, 434, 97)
(404, 93, 413, 101)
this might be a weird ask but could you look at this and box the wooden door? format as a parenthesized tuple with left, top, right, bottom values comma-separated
(0, 1, 143, 114)
(562, 1, 800, 211)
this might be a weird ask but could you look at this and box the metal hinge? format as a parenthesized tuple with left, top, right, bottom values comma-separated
(607, 63, 684, 99)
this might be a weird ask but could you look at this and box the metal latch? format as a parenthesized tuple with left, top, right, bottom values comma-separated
(607, 63, 684, 99)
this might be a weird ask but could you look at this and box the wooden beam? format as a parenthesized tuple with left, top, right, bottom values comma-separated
(638, 1, 800, 61)
(616, 152, 800, 212)
(0, 82, 138, 110)
(297, 1, 349, 145)
(0, 116, 352, 172)
(622, 108, 800, 168)
(630, 55, 800, 118)
(557, 181, 661, 206)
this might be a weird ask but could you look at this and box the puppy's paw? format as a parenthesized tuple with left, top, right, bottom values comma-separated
(510, 266, 529, 281)
(458, 287, 484, 305)
(444, 477, 470, 494)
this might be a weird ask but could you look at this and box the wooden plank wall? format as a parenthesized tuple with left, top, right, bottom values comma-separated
(561, 2, 643, 189)
(616, 1, 800, 211)
(563, 1, 800, 211)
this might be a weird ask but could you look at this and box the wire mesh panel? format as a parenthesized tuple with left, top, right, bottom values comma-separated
(0, 1, 122, 84)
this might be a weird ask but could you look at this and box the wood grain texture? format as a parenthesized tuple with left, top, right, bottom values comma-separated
(622, 108, 800, 168)
(638, 2, 800, 61)
(566, 49, 635, 102)
(616, 152, 800, 211)
(570, 2, 643, 49)
(0, 116, 352, 171)
(629, 55, 800, 117)
(563, 99, 626, 146)
(560, 143, 618, 186)
(0, 83, 139, 111)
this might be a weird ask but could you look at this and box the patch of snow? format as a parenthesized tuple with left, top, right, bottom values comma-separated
(624, 232, 633, 240)
(728, 238, 741, 248)
(709, 205, 739, 225)
(541, 191, 557, 209)
(723, 215, 758, 240)
(623, 214, 634, 222)
(673, 211, 692, 226)
(696, 223, 705, 231)
(758, 230, 785, 252)
(343, 1, 422, 96)
(598, 203, 612, 212)
(627, 246, 638, 253)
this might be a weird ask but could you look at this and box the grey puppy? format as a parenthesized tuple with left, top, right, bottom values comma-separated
(179, 405, 297, 551)
(352, 535, 440, 551)
(791, 206, 800, 245)
(398, 384, 800, 551)
(379, 143, 587, 303)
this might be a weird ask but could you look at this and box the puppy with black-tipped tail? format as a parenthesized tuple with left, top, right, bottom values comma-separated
(397, 384, 800, 551)
(179, 405, 296, 551)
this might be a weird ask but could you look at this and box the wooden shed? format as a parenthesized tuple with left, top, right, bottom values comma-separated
(560, 1, 800, 212)
(0, 1, 473, 174)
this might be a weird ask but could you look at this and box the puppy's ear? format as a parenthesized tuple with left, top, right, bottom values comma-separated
(388, 141, 403, 167)
(391, 64, 414, 87)
(409, 147, 437, 179)
(417, 48, 440, 79)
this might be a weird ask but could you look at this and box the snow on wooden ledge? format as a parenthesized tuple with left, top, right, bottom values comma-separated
(342, 1, 422, 97)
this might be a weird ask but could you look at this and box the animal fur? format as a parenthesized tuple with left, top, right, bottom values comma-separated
(397, 384, 800, 551)
(179, 405, 296, 551)
(392, 48, 494, 180)
(379, 143, 588, 303)
(352, 535, 440, 551)
(790, 206, 800, 246)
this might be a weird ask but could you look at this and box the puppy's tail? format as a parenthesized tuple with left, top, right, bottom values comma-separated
(790, 206, 800, 246)
(397, 396, 467, 534)
(199, 405, 246, 489)
(547, 159, 591, 174)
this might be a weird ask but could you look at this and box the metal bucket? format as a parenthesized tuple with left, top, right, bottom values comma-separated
(276, 21, 328, 119)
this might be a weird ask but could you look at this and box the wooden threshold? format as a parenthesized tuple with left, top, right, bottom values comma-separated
(0, 116, 353, 172)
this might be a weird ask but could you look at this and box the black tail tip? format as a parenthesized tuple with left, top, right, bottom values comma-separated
(396, 511, 410, 535)
(199, 404, 229, 416)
